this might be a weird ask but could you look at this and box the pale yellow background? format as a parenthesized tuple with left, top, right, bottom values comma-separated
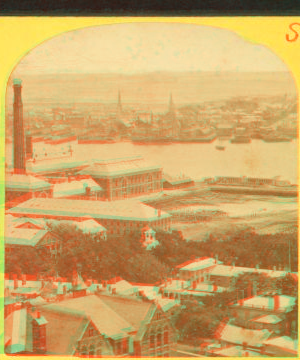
(0, 16, 299, 359)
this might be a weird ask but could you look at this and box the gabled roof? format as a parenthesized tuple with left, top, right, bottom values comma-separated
(5, 173, 51, 191)
(97, 294, 154, 329)
(40, 295, 133, 339)
(109, 279, 137, 295)
(76, 219, 106, 234)
(232, 295, 296, 312)
(5, 215, 46, 230)
(5, 228, 48, 247)
(35, 308, 89, 355)
(80, 156, 161, 178)
(177, 257, 219, 271)
(162, 173, 193, 186)
(210, 345, 268, 357)
(217, 323, 271, 348)
(28, 158, 89, 174)
(208, 264, 288, 279)
(53, 178, 102, 198)
(251, 314, 283, 324)
(8, 198, 171, 221)
(263, 336, 298, 354)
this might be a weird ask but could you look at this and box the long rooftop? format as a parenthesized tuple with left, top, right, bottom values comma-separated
(7, 198, 171, 221)
(80, 156, 161, 177)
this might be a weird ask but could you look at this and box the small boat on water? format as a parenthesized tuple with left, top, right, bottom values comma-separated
(215, 138, 226, 150)
(231, 136, 251, 144)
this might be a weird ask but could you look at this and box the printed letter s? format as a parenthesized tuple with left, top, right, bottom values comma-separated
(286, 23, 300, 42)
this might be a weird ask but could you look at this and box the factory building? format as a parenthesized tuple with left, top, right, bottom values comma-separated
(7, 198, 172, 235)
(80, 156, 163, 201)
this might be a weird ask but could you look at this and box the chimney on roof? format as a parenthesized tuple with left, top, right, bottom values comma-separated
(13, 79, 26, 174)
(13, 274, 18, 289)
(22, 274, 26, 286)
(274, 295, 280, 311)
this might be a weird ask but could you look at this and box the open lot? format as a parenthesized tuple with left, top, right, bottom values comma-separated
(145, 185, 298, 241)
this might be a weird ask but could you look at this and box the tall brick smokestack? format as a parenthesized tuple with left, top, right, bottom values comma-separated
(13, 79, 25, 174)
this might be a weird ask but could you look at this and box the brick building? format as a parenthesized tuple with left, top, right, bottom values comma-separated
(8, 198, 172, 235)
(4, 294, 176, 357)
(80, 156, 162, 201)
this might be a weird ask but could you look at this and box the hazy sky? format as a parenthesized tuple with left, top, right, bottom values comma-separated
(12, 23, 288, 76)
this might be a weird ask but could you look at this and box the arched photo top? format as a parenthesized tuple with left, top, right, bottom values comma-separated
(6, 22, 297, 107)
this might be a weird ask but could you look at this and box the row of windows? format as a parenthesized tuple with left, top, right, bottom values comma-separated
(112, 183, 161, 198)
(112, 173, 161, 186)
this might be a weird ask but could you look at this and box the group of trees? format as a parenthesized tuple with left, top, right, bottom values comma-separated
(47, 221, 170, 283)
(152, 227, 297, 273)
(5, 223, 298, 283)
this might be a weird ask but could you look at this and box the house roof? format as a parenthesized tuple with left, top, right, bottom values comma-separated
(53, 178, 102, 198)
(156, 298, 179, 313)
(263, 336, 298, 354)
(40, 295, 133, 339)
(211, 345, 268, 357)
(36, 307, 89, 355)
(5, 228, 48, 247)
(218, 323, 271, 348)
(27, 158, 89, 174)
(5, 173, 51, 191)
(193, 283, 226, 293)
(80, 156, 161, 178)
(110, 279, 137, 295)
(8, 198, 171, 222)
(97, 294, 154, 329)
(208, 264, 287, 279)
(5, 308, 27, 353)
(76, 219, 106, 234)
(232, 295, 296, 312)
(251, 314, 283, 324)
(178, 257, 219, 271)
(162, 173, 193, 186)
(5, 216, 46, 230)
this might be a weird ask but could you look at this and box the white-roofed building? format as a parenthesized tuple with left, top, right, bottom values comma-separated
(216, 322, 272, 349)
(79, 155, 162, 201)
(5, 226, 62, 260)
(176, 257, 222, 283)
(207, 264, 288, 288)
(8, 198, 171, 235)
(230, 295, 296, 333)
(263, 336, 298, 357)
(52, 176, 103, 200)
(249, 314, 284, 333)
(5, 173, 53, 209)
(207, 345, 269, 357)
(5, 215, 46, 230)
(76, 217, 107, 241)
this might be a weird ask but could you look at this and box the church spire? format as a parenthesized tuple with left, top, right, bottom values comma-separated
(117, 90, 122, 113)
(169, 92, 175, 113)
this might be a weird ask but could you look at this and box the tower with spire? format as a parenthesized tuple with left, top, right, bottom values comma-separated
(168, 92, 180, 137)
(117, 90, 122, 114)
(168, 92, 175, 114)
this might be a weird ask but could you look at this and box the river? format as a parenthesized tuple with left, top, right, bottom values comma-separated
(5, 138, 298, 184)
(71, 139, 298, 184)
